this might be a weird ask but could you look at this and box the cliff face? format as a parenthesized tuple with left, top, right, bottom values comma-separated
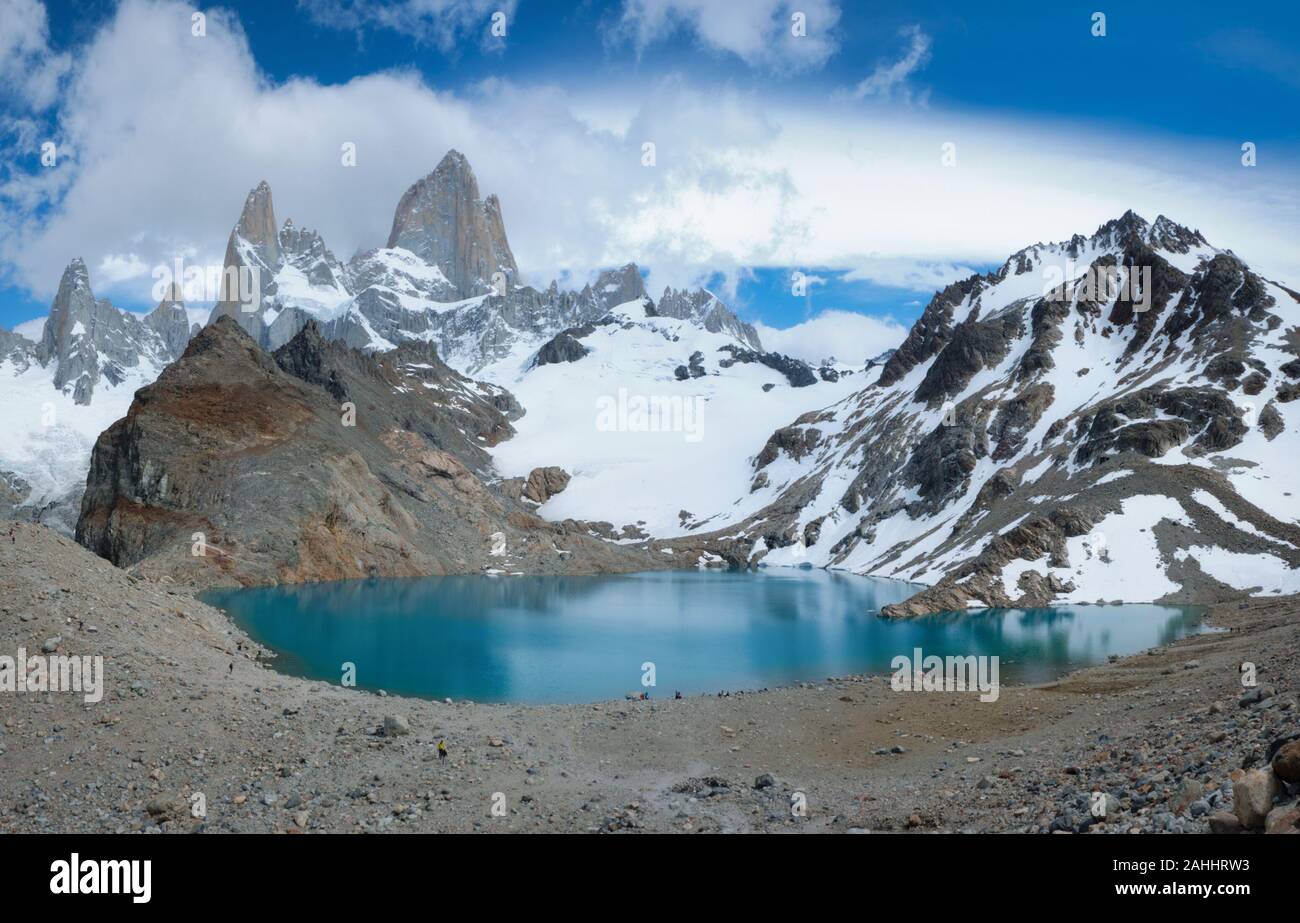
(385, 149, 519, 297)
(75, 317, 667, 586)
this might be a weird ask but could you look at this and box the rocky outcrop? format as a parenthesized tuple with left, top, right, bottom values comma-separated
(75, 318, 667, 586)
(534, 331, 590, 367)
(877, 275, 983, 388)
(144, 287, 195, 360)
(756, 424, 822, 469)
(674, 351, 706, 380)
(523, 466, 571, 503)
(654, 288, 762, 351)
(1074, 386, 1247, 465)
(385, 149, 519, 297)
(717, 345, 816, 387)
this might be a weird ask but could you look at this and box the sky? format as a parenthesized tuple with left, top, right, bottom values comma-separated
(1, 0, 1298, 362)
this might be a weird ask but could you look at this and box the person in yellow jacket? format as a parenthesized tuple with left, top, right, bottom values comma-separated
(438, 740, 448, 761)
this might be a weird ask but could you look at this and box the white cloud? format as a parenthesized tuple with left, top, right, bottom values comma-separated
(2, 0, 1298, 322)
(0, 0, 70, 110)
(841, 256, 980, 292)
(97, 253, 150, 284)
(755, 310, 908, 365)
(612, 0, 841, 73)
(298, 0, 517, 53)
(850, 24, 931, 104)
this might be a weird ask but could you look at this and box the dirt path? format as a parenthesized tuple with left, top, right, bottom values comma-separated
(1, 523, 1296, 833)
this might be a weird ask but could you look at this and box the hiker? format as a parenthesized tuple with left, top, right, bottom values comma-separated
(674, 690, 682, 700)
(438, 740, 447, 761)
(228, 662, 234, 675)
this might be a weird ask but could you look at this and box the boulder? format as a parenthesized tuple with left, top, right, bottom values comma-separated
(523, 466, 571, 503)
(1271, 739, 1300, 784)
(1264, 800, 1300, 835)
(383, 715, 411, 737)
(1232, 768, 1280, 829)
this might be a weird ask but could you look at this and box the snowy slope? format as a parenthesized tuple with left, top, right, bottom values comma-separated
(675, 212, 1300, 612)
(482, 300, 859, 536)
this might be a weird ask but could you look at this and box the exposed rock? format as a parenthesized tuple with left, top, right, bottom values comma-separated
(755, 425, 821, 470)
(385, 150, 519, 297)
(534, 331, 590, 367)
(383, 715, 411, 737)
(523, 466, 571, 504)
(1272, 739, 1300, 784)
(717, 345, 816, 388)
(1207, 812, 1242, 834)
(1232, 768, 1279, 829)
(1265, 801, 1300, 834)
(674, 351, 706, 381)
(655, 288, 761, 351)
(75, 319, 665, 585)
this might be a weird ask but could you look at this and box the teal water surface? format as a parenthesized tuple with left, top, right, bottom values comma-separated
(202, 569, 1204, 704)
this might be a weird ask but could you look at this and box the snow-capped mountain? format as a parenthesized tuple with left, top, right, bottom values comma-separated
(2, 150, 818, 534)
(656, 211, 1300, 613)
(205, 150, 764, 375)
(9, 141, 1296, 616)
(0, 260, 196, 531)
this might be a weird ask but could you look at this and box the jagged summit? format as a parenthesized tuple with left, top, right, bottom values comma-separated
(235, 180, 280, 263)
(385, 148, 518, 297)
(197, 151, 759, 374)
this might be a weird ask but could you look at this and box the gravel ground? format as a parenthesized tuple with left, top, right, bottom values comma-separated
(1, 522, 1297, 834)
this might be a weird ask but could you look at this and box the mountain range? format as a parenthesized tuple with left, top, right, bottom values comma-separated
(4, 151, 1299, 614)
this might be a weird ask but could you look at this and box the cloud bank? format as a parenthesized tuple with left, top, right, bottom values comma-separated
(2, 0, 1297, 329)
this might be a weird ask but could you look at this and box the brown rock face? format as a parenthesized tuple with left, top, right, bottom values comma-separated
(75, 318, 666, 586)
(1273, 739, 1300, 784)
(1232, 768, 1280, 830)
(386, 149, 519, 297)
(523, 466, 571, 503)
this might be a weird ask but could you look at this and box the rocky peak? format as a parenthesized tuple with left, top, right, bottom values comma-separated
(385, 149, 519, 297)
(143, 286, 193, 360)
(211, 181, 286, 341)
(39, 258, 101, 402)
(236, 180, 280, 266)
(1091, 209, 1151, 250)
(654, 287, 763, 351)
(279, 218, 347, 290)
(1148, 214, 1209, 254)
(593, 263, 647, 306)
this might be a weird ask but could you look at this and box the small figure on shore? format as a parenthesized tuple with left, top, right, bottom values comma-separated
(228, 662, 234, 675)
(674, 690, 682, 700)
(438, 740, 447, 762)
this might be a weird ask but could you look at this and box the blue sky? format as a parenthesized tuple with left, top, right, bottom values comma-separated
(3, 0, 1298, 353)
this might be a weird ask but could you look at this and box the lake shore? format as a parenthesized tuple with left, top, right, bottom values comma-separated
(2, 521, 1297, 834)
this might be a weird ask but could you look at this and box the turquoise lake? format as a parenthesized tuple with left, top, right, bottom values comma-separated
(201, 569, 1205, 704)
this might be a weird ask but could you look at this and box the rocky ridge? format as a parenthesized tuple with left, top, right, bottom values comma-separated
(667, 211, 1300, 615)
(73, 316, 678, 586)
